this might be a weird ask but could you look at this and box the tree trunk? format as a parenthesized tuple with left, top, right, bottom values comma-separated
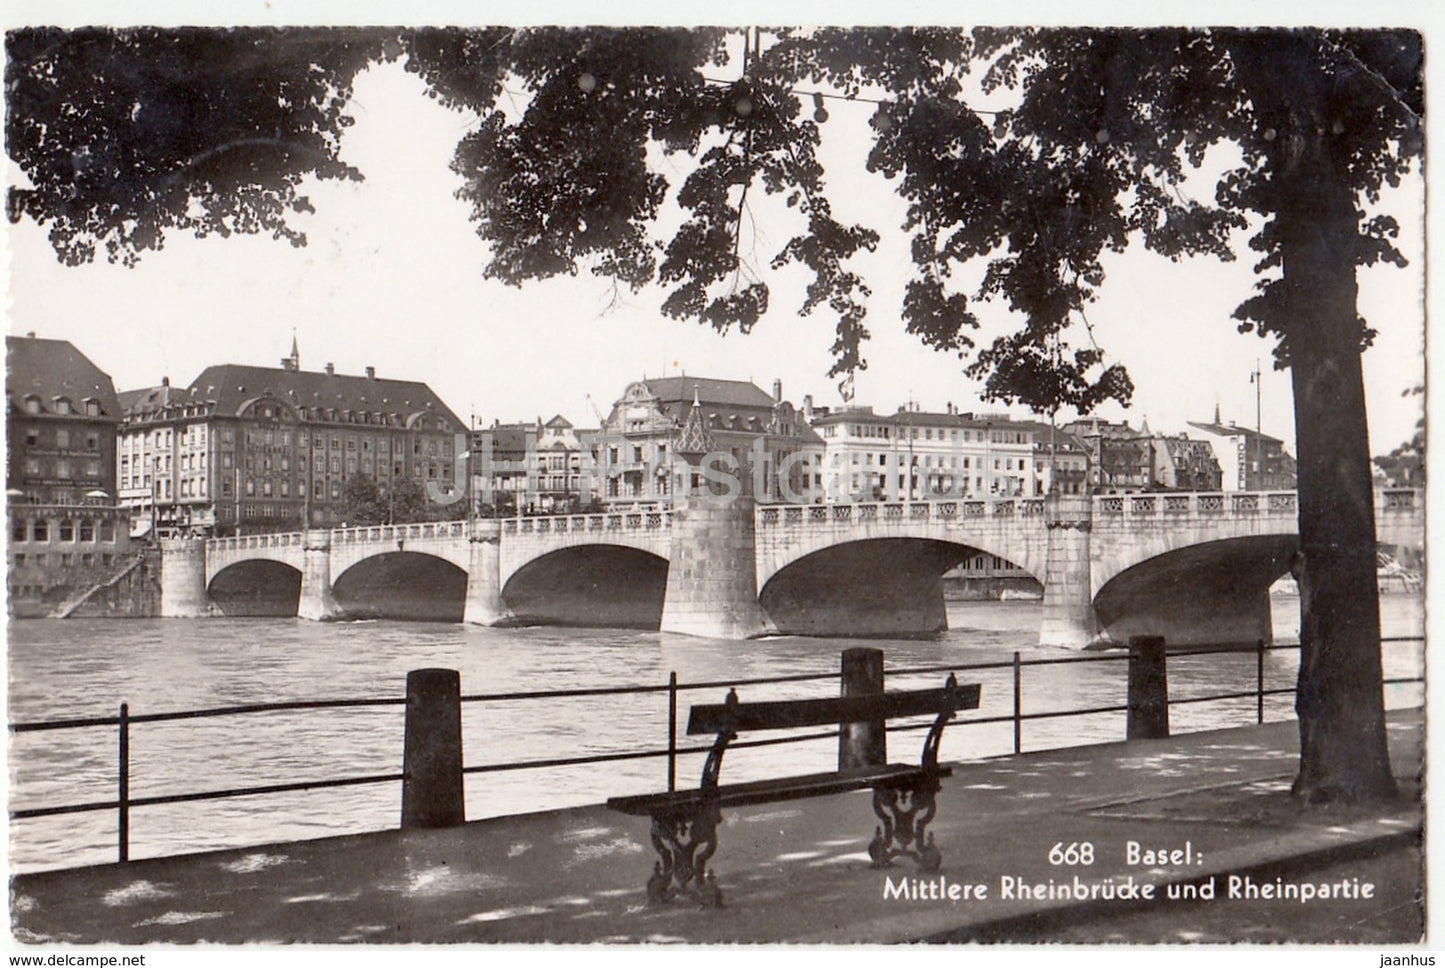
(1278, 129, 1397, 804)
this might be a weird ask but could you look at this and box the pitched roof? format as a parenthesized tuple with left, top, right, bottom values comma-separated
(643, 376, 777, 410)
(1186, 420, 1283, 445)
(118, 382, 207, 417)
(187, 363, 464, 428)
(6, 336, 120, 419)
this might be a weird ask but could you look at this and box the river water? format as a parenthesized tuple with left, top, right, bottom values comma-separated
(8, 596, 1424, 873)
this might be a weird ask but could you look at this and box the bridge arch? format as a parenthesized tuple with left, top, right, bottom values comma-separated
(1093, 535, 1298, 649)
(754, 505, 1049, 591)
(759, 537, 1036, 638)
(332, 551, 469, 622)
(208, 559, 302, 617)
(502, 544, 668, 629)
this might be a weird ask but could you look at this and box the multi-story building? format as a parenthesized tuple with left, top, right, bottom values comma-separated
(535, 415, 593, 511)
(594, 376, 823, 505)
(472, 420, 537, 515)
(117, 345, 466, 534)
(1186, 408, 1297, 491)
(1062, 417, 1155, 492)
(7, 334, 134, 615)
(813, 405, 1038, 502)
(1026, 425, 1090, 496)
(117, 380, 216, 535)
(1152, 434, 1224, 491)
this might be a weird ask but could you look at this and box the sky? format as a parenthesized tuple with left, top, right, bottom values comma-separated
(1, 19, 1429, 458)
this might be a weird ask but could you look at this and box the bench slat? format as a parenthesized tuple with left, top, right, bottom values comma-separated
(607, 763, 951, 816)
(686, 683, 980, 735)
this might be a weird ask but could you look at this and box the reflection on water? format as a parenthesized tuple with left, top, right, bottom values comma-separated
(7, 595, 1423, 872)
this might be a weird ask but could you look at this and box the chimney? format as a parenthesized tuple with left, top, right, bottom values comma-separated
(803, 394, 814, 421)
(772, 378, 783, 403)
(161, 376, 169, 387)
(365, 366, 376, 380)
(26, 331, 36, 338)
(325, 362, 335, 375)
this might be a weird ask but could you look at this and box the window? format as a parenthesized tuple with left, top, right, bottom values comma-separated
(32, 520, 47, 541)
(56, 429, 70, 449)
(13, 553, 24, 568)
(55, 398, 72, 415)
(24, 428, 38, 446)
(79, 519, 94, 541)
(100, 520, 114, 541)
(12, 519, 27, 542)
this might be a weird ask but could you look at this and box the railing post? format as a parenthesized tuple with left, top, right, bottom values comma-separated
(1126, 636, 1170, 739)
(118, 702, 129, 863)
(667, 672, 678, 793)
(839, 647, 886, 769)
(401, 669, 465, 829)
(1012, 652, 1022, 755)
(1256, 638, 1266, 725)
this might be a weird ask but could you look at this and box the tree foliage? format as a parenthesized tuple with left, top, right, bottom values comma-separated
(5, 27, 391, 266)
(340, 474, 435, 525)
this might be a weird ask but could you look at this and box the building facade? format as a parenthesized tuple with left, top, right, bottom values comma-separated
(1185, 411, 1297, 492)
(117, 348, 466, 534)
(594, 377, 823, 505)
(1062, 417, 1155, 492)
(1028, 426, 1091, 496)
(1152, 434, 1225, 491)
(7, 335, 134, 615)
(813, 405, 1038, 502)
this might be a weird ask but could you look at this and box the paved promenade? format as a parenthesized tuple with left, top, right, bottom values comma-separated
(11, 710, 1423, 945)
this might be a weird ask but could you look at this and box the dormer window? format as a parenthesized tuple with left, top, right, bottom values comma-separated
(54, 397, 72, 415)
(23, 396, 41, 414)
(84, 399, 101, 417)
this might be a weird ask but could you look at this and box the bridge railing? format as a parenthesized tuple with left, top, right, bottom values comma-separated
(757, 497, 1046, 526)
(1091, 488, 1420, 519)
(10, 635, 1423, 869)
(500, 509, 672, 536)
(208, 532, 307, 553)
(332, 520, 468, 545)
(1092, 490, 1301, 518)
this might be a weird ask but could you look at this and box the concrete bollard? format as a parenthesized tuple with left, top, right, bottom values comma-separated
(839, 647, 886, 769)
(1126, 636, 1170, 739)
(401, 668, 465, 829)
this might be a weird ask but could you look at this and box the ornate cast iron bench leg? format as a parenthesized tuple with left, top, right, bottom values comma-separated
(868, 775, 942, 870)
(870, 681, 957, 871)
(645, 800, 723, 907)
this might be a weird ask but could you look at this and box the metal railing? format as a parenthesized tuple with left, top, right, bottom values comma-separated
(8, 636, 1424, 866)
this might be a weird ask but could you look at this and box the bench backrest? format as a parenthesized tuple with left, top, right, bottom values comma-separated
(687, 682, 981, 736)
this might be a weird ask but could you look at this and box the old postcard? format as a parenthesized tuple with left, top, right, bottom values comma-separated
(3, 3, 1430, 961)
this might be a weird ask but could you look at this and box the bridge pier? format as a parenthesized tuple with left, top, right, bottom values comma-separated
(661, 496, 771, 639)
(1039, 494, 1097, 648)
(159, 538, 209, 618)
(297, 530, 340, 621)
(463, 519, 511, 626)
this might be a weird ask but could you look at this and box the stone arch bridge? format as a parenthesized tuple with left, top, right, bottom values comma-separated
(161, 490, 1422, 648)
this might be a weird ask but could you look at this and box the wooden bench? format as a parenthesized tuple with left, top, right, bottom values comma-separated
(607, 673, 981, 907)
